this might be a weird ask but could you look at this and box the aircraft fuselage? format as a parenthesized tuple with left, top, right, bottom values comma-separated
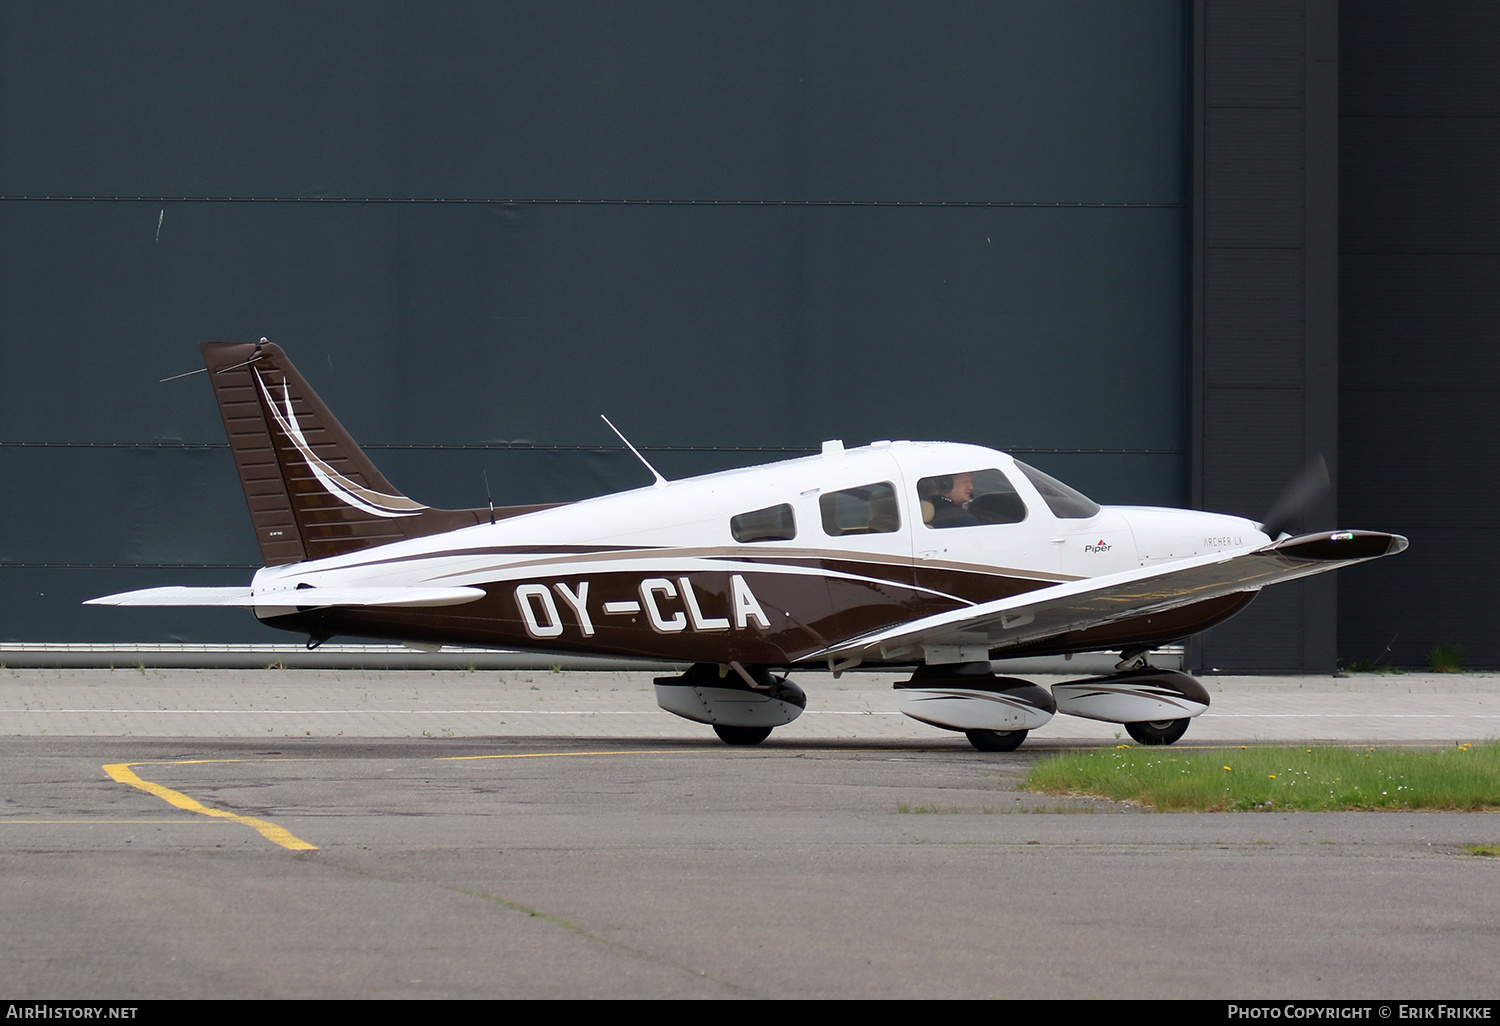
(249, 440, 1267, 667)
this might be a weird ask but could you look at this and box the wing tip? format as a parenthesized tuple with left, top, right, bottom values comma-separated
(1272, 530, 1408, 562)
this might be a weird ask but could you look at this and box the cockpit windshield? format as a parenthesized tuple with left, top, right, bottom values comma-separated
(1012, 460, 1101, 519)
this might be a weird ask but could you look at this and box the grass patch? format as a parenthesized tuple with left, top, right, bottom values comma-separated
(1024, 743, 1500, 812)
(1341, 658, 1403, 674)
(1428, 643, 1465, 673)
(1463, 845, 1500, 856)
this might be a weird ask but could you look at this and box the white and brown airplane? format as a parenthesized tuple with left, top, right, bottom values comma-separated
(88, 340, 1407, 751)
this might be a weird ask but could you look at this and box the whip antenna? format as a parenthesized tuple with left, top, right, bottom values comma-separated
(600, 414, 667, 487)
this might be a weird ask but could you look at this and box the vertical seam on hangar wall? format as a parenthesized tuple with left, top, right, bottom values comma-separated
(1302, 0, 1340, 672)
(1190, 0, 1340, 672)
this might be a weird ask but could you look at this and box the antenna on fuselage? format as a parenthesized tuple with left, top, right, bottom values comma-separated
(600, 414, 668, 488)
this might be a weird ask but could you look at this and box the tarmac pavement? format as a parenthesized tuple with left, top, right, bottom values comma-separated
(0, 666, 1496, 742)
(0, 667, 1496, 1000)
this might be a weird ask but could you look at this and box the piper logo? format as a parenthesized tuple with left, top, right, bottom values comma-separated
(1084, 539, 1112, 554)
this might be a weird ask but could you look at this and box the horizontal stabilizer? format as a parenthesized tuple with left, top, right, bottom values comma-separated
(85, 585, 487, 609)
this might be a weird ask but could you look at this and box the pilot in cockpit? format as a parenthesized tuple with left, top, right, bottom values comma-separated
(921, 472, 981, 528)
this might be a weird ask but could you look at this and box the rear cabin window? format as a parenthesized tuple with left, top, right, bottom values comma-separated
(731, 503, 796, 543)
(820, 482, 901, 536)
(916, 469, 1028, 528)
(1013, 461, 1101, 519)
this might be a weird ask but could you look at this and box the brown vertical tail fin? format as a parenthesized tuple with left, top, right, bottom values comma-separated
(201, 340, 492, 565)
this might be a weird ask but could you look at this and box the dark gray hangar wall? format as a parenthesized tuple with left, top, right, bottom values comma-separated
(1190, 0, 1342, 673)
(1338, 1, 1500, 671)
(1191, 0, 1500, 672)
(0, 3, 1192, 647)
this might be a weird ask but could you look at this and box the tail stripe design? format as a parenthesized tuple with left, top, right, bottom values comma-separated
(202, 340, 489, 567)
(254, 372, 427, 518)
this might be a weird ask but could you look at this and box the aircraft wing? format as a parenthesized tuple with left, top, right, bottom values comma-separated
(84, 586, 487, 609)
(812, 530, 1408, 662)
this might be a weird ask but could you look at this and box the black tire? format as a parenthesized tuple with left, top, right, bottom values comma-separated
(1125, 718, 1190, 745)
(713, 724, 773, 746)
(964, 729, 1028, 752)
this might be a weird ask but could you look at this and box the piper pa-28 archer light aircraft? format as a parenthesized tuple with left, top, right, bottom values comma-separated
(89, 340, 1407, 751)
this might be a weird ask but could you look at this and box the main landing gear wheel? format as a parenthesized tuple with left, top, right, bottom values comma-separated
(964, 729, 1028, 752)
(1125, 719, 1190, 745)
(713, 724, 773, 746)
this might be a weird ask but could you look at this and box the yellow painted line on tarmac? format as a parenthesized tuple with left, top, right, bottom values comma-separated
(97, 745, 951, 849)
(439, 749, 682, 761)
(103, 760, 317, 851)
(438, 746, 940, 761)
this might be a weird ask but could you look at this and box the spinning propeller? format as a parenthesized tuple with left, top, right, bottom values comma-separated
(1257, 453, 1331, 539)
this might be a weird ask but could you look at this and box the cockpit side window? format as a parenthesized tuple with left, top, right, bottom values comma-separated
(819, 482, 900, 536)
(916, 468, 1028, 528)
(1013, 460, 1101, 519)
(731, 503, 796, 543)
